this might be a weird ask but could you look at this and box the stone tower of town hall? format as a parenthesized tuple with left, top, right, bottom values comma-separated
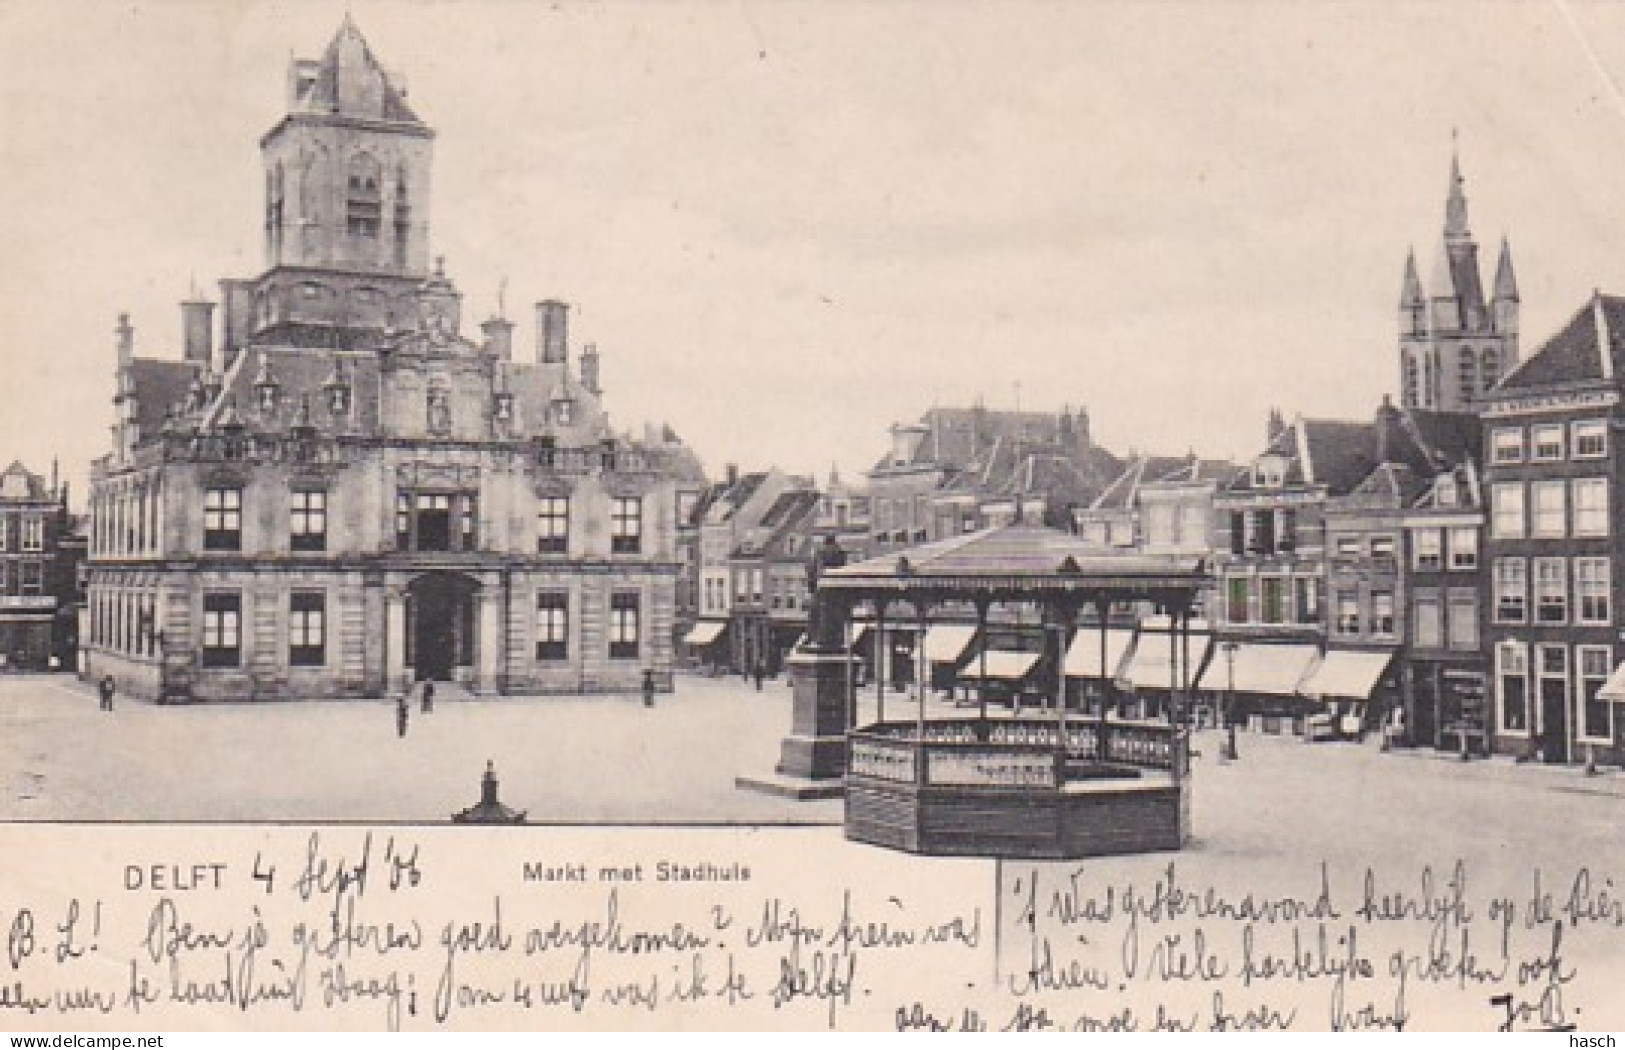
(86, 19, 705, 704)
(1397, 152, 1520, 412)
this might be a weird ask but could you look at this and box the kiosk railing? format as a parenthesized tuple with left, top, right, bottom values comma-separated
(848, 718, 1187, 788)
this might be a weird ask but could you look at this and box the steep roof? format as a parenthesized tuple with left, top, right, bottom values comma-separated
(826, 523, 1205, 587)
(302, 17, 422, 125)
(128, 359, 199, 440)
(1496, 293, 1625, 392)
(0, 460, 47, 501)
(761, 489, 819, 530)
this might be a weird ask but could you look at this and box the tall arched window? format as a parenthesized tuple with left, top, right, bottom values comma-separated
(346, 153, 382, 238)
(1480, 348, 1499, 393)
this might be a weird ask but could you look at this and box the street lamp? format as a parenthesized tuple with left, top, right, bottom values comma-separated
(1221, 640, 1240, 762)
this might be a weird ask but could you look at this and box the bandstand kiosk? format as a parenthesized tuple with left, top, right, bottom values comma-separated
(781, 524, 1206, 859)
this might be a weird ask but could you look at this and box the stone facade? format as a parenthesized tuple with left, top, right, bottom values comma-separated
(84, 19, 691, 702)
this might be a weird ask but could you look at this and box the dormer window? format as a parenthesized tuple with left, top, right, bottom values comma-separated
(1436, 477, 1458, 507)
(1253, 456, 1286, 489)
(494, 392, 514, 424)
(553, 396, 574, 426)
(253, 356, 280, 413)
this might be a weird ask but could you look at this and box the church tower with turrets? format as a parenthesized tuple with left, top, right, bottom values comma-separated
(1398, 149, 1519, 411)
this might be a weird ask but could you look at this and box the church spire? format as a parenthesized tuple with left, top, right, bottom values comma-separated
(1493, 237, 1519, 301)
(1444, 139, 1471, 244)
(1400, 247, 1425, 307)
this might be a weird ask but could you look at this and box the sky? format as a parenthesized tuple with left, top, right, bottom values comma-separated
(8, 1, 1625, 504)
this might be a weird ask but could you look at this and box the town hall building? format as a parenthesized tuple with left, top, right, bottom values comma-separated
(84, 18, 695, 702)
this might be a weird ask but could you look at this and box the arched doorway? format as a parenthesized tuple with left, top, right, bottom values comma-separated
(406, 572, 478, 682)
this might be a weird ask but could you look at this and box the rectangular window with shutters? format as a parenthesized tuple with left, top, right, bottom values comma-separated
(289, 592, 325, 667)
(537, 497, 569, 554)
(535, 593, 568, 661)
(202, 592, 242, 668)
(1413, 591, 1442, 649)
(1494, 558, 1526, 623)
(203, 487, 242, 551)
(609, 592, 640, 659)
(1497, 642, 1528, 733)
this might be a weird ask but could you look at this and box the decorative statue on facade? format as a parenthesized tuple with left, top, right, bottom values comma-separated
(804, 535, 849, 653)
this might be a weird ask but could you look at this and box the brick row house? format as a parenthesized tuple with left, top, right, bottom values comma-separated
(85, 19, 695, 701)
(1481, 293, 1625, 766)
(0, 461, 84, 670)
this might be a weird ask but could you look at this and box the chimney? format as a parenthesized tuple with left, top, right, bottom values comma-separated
(181, 296, 215, 368)
(580, 343, 601, 395)
(536, 300, 568, 364)
(726, 462, 739, 486)
(1375, 395, 1403, 463)
(481, 316, 514, 361)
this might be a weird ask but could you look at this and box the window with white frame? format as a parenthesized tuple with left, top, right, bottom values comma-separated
(1572, 419, 1608, 460)
(1413, 529, 1442, 571)
(19, 561, 41, 596)
(21, 516, 43, 552)
(1579, 645, 1614, 743)
(1448, 527, 1478, 570)
(1225, 576, 1251, 625)
(1260, 577, 1286, 625)
(1494, 558, 1527, 623)
(1335, 593, 1360, 636)
(1572, 478, 1609, 537)
(1335, 535, 1361, 557)
(1531, 481, 1566, 538)
(1534, 557, 1568, 624)
(1413, 591, 1442, 649)
(1370, 535, 1396, 559)
(1371, 590, 1395, 636)
(1576, 557, 1611, 625)
(1539, 646, 1569, 747)
(1531, 424, 1565, 462)
(1496, 642, 1528, 733)
(1293, 576, 1319, 624)
(1447, 590, 1478, 652)
(1491, 483, 1524, 539)
(1491, 428, 1525, 464)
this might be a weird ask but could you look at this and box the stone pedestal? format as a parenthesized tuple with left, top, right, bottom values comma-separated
(736, 647, 850, 800)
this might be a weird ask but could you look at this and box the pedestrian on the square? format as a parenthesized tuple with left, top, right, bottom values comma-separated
(753, 662, 764, 692)
(98, 675, 115, 712)
(396, 695, 409, 738)
(421, 680, 435, 714)
(642, 668, 656, 708)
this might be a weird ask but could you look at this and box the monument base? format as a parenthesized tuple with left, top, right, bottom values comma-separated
(738, 646, 851, 800)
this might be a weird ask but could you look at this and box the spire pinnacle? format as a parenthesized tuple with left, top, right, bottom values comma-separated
(1444, 137, 1471, 243)
(1401, 247, 1425, 306)
(1493, 236, 1519, 301)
